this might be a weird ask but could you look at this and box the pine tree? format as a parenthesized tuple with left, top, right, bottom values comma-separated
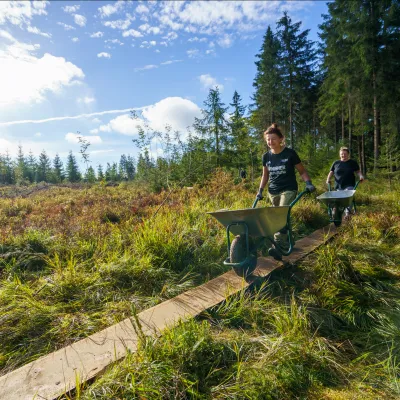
(276, 12, 318, 148)
(66, 151, 81, 182)
(26, 151, 37, 183)
(15, 145, 27, 184)
(229, 91, 252, 171)
(97, 164, 104, 181)
(194, 87, 229, 167)
(85, 166, 96, 183)
(251, 26, 282, 134)
(37, 150, 51, 182)
(53, 154, 65, 183)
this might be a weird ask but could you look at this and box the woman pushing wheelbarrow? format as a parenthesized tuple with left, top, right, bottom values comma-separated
(256, 123, 316, 260)
(324, 146, 364, 222)
(208, 123, 315, 276)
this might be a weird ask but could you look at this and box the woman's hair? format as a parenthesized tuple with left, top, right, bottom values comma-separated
(339, 146, 350, 154)
(263, 123, 283, 139)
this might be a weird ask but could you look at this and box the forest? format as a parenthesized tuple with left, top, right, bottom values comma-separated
(1, 1, 399, 189)
(1, 2, 400, 399)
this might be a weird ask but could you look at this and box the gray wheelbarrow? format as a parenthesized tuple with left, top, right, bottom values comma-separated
(208, 188, 311, 277)
(316, 180, 361, 227)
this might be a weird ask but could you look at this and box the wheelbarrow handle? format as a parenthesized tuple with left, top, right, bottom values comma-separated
(289, 189, 310, 209)
(252, 197, 259, 208)
(354, 180, 362, 190)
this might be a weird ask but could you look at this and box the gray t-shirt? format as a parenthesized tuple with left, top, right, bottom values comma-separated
(262, 147, 301, 195)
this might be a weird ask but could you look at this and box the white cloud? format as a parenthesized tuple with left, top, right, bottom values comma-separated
(90, 128, 99, 134)
(74, 14, 87, 27)
(188, 36, 207, 43)
(77, 96, 96, 104)
(97, 52, 111, 58)
(99, 97, 201, 136)
(90, 31, 104, 38)
(27, 25, 52, 38)
(0, 32, 85, 107)
(91, 118, 102, 124)
(0, 1, 49, 27)
(0, 107, 146, 127)
(142, 97, 201, 132)
(139, 24, 161, 35)
(160, 59, 182, 65)
(198, 74, 224, 91)
(105, 38, 124, 45)
(65, 132, 102, 144)
(103, 17, 132, 30)
(162, 31, 178, 41)
(153, 1, 313, 36)
(72, 37, 79, 42)
(135, 64, 158, 72)
(98, 1, 125, 18)
(187, 49, 199, 58)
(57, 22, 75, 30)
(136, 4, 149, 14)
(217, 34, 234, 48)
(122, 29, 142, 38)
(90, 149, 115, 155)
(34, 132, 42, 137)
(62, 5, 80, 14)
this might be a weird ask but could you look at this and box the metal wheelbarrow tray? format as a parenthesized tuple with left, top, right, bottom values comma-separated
(316, 190, 356, 208)
(208, 206, 289, 238)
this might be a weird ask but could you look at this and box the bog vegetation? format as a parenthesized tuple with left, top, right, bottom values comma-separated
(0, 175, 399, 399)
(1, 1, 400, 399)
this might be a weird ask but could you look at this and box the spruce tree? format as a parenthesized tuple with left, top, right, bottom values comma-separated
(251, 26, 282, 134)
(53, 154, 65, 183)
(194, 86, 229, 167)
(276, 12, 317, 148)
(37, 150, 51, 182)
(66, 151, 81, 182)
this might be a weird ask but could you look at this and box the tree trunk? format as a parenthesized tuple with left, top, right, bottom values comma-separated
(361, 132, 366, 176)
(334, 117, 338, 145)
(341, 107, 345, 143)
(348, 98, 352, 153)
(373, 70, 380, 173)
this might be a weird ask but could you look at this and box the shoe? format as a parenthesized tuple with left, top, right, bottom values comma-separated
(268, 247, 283, 261)
(274, 232, 290, 252)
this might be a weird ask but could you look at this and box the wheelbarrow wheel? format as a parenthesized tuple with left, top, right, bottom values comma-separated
(332, 207, 342, 227)
(230, 235, 256, 277)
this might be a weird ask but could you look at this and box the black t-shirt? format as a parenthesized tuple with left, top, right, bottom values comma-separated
(330, 159, 360, 189)
(262, 147, 301, 194)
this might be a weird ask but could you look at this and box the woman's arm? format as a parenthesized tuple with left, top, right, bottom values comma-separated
(355, 170, 365, 182)
(295, 162, 311, 182)
(326, 171, 334, 184)
(259, 166, 269, 189)
(295, 163, 315, 192)
(256, 166, 269, 198)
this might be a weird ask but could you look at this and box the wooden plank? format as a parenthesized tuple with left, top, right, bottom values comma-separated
(0, 224, 337, 400)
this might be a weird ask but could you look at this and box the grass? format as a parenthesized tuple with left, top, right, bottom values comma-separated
(0, 172, 399, 399)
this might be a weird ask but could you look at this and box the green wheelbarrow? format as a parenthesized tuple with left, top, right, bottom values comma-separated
(208, 188, 311, 277)
(316, 180, 361, 227)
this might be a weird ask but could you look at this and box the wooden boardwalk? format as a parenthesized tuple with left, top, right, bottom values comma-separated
(0, 225, 337, 400)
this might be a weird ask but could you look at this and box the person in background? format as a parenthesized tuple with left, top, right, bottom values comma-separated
(256, 123, 315, 259)
(326, 146, 364, 217)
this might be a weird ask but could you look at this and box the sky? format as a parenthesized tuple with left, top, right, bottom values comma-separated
(0, 0, 329, 169)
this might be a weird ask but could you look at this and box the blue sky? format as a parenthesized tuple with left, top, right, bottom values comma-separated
(0, 0, 329, 168)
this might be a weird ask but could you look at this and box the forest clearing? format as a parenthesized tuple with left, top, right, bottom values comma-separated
(1, 0, 400, 398)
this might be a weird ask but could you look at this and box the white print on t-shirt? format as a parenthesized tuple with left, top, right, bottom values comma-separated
(267, 164, 286, 177)
(280, 159, 288, 163)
